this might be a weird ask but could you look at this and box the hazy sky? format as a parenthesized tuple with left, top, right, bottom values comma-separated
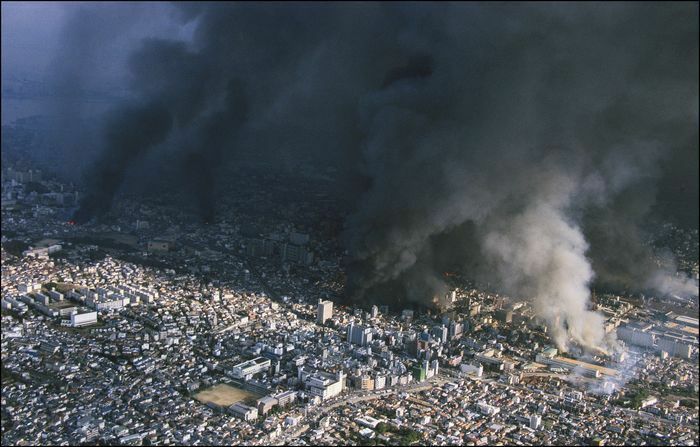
(1, 1, 194, 85)
(1, 1, 66, 77)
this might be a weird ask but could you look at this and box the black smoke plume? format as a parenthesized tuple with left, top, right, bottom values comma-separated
(72, 101, 172, 223)
(67, 3, 697, 351)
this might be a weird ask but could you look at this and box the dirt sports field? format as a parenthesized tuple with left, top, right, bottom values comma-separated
(194, 384, 257, 407)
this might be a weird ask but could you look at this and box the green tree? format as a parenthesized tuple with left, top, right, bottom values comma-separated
(397, 428, 422, 445)
(375, 422, 389, 434)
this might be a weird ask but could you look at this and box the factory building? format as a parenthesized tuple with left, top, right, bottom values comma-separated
(657, 335, 692, 359)
(535, 350, 618, 379)
(617, 320, 696, 359)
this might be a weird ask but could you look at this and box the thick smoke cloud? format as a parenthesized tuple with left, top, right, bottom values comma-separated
(69, 3, 698, 352)
(72, 101, 173, 224)
(43, 2, 191, 178)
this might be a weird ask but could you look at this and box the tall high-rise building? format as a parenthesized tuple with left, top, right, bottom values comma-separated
(347, 323, 373, 346)
(449, 320, 464, 339)
(432, 325, 448, 344)
(412, 363, 427, 382)
(371, 305, 379, 318)
(317, 299, 333, 325)
(416, 331, 431, 353)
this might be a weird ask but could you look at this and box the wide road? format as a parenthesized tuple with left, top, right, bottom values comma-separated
(277, 375, 450, 444)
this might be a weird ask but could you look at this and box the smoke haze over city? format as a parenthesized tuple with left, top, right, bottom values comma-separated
(3, 2, 698, 353)
(3, 4, 700, 446)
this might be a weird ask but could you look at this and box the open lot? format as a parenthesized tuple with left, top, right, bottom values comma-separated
(194, 383, 257, 407)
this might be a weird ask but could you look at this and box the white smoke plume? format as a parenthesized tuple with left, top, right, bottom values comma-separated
(647, 270, 699, 299)
(484, 204, 606, 352)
